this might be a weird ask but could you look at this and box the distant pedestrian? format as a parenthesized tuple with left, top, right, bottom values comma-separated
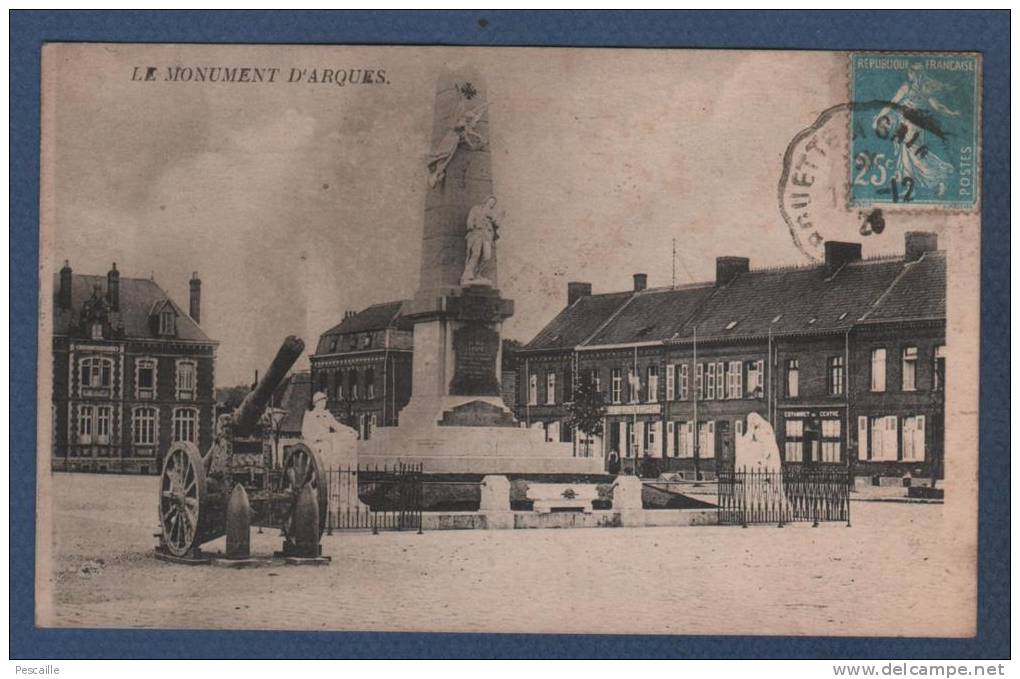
(607, 451, 621, 475)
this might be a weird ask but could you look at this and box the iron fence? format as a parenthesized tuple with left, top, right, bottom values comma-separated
(717, 466, 851, 526)
(323, 462, 423, 533)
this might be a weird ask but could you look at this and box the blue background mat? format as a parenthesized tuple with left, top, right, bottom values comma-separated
(10, 10, 1010, 659)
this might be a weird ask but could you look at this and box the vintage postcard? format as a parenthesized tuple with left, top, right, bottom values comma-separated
(36, 43, 981, 637)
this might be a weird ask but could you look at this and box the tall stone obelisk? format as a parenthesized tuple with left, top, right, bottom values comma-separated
(401, 66, 515, 427)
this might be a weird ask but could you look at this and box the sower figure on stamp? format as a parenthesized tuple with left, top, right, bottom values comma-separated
(461, 195, 501, 287)
(873, 63, 960, 198)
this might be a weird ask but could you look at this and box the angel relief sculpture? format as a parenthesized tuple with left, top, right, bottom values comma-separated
(426, 82, 488, 188)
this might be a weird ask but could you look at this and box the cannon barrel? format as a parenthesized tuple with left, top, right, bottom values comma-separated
(232, 335, 305, 438)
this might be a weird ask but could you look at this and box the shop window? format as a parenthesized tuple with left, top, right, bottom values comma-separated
(784, 419, 804, 462)
(820, 419, 841, 463)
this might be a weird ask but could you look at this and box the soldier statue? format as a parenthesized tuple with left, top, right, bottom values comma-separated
(461, 195, 501, 287)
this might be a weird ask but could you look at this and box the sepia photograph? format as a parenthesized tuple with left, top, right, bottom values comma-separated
(17, 21, 1003, 660)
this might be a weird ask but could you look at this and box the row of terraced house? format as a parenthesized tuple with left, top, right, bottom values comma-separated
(515, 232, 946, 483)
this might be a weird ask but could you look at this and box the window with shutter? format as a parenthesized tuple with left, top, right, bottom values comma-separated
(665, 364, 675, 401)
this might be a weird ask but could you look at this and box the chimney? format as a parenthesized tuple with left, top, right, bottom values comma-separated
(632, 273, 648, 292)
(106, 263, 120, 311)
(823, 241, 863, 276)
(567, 281, 592, 306)
(905, 231, 938, 262)
(189, 272, 201, 324)
(715, 256, 749, 286)
(58, 260, 72, 309)
(344, 310, 357, 320)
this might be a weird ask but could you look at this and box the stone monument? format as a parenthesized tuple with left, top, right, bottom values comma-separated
(358, 67, 602, 474)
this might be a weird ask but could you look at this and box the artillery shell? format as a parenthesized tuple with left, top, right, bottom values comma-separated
(225, 484, 251, 560)
(291, 485, 320, 558)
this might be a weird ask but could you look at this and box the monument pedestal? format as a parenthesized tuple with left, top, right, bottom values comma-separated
(356, 66, 604, 476)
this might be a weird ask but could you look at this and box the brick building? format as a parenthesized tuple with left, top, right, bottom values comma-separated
(309, 302, 414, 440)
(51, 262, 217, 474)
(516, 232, 946, 481)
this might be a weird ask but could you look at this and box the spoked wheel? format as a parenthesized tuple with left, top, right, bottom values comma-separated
(281, 443, 328, 538)
(158, 442, 207, 557)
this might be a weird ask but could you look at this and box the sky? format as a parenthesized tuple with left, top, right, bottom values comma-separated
(42, 44, 967, 387)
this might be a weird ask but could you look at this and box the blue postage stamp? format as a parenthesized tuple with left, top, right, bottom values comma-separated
(850, 52, 980, 209)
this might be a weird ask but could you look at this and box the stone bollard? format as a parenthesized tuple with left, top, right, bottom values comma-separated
(225, 484, 252, 560)
(613, 475, 645, 527)
(290, 485, 321, 558)
(480, 475, 513, 530)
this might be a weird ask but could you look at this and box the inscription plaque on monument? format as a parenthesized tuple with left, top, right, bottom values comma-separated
(449, 323, 500, 396)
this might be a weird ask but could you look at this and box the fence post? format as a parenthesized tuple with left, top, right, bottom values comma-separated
(740, 466, 749, 528)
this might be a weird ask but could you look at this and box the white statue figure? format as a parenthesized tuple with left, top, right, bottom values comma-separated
(460, 195, 501, 286)
(302, 391, 368, 516)
(302, 391, 359, 468)
(426, 98, 488, 189)
(735, 412, 783, 471)
(873, 63, 960, 197)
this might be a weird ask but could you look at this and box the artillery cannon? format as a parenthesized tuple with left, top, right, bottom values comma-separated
(156, 335, 328, 560)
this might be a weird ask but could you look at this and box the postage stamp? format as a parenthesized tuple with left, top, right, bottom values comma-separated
(849, 52, 980, 209)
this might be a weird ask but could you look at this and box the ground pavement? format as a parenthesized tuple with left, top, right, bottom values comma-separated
(39, 473, 974, 636)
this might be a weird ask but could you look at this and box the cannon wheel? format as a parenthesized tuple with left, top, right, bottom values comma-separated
(158, 442, 207, 557)
(281, 443, 328, 538)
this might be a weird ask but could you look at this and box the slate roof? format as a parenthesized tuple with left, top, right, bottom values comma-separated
(274, 371, 311, 435)
(315, 301, 412, 355)
(524, 251, 945, 351)
(522, 291, 634, 351)
(860, 252, 946, 323)
(586, 284, 716, 345)
(53, 273, 213, 343)
(671, 258, 909, 342)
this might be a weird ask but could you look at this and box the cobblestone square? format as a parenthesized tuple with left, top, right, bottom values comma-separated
(40, 473, 973, 637)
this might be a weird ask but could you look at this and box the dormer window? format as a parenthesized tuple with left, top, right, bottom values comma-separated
(159, 309, 176, 336)
(90, 323, 104, 340)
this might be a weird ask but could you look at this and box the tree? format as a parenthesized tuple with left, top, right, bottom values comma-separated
(501, 338, 523, 373)
(215, 385, 251, 412)
(566, 375, 607, 457)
